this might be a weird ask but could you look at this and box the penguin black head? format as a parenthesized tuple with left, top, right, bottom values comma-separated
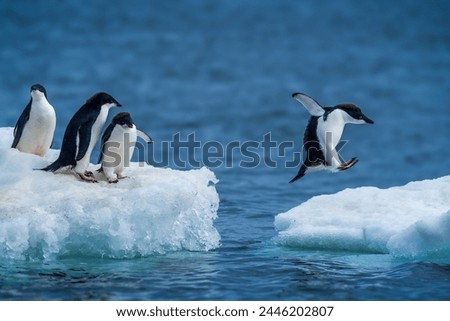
(30, 84, 48, 99)
(335, 104, 374, 124)
(112, 112, 134, 128)
(86, 92, 122, 108)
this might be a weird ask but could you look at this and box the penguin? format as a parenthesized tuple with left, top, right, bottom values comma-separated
(289, 92, 374, 183)
(41, 92, 121, 182)
(97, 112, 152, 183)
(11, 84, 56, 157)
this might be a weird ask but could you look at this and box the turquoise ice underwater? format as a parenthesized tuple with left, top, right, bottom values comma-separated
(0, 0, 450, 300)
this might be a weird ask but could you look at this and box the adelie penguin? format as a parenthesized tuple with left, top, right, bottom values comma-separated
(97, 112, 152, 183)
(11, 84, 56, 157)
(289, 92, 374, 183)
(41, 92, 121, 182)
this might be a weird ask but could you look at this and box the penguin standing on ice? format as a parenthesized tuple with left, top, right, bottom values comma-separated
(41, 92, 121, 182)
(97, 112, 152, 183)
(290, 92, 374, 183)
(11, 84, 56, 156)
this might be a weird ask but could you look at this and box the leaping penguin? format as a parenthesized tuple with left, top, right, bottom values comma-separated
(97, 112, 152, 183)
(289, 92, 374, 183)
(11, 84, 56, 157)
(41, 92, 121, 182)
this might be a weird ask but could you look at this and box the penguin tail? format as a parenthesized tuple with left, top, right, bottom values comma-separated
(289, 165, 307, 183)
(40, 158, 66, 172)
(40, 163, 60, 172)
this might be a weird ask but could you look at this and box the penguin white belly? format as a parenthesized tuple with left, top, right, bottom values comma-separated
(74, 105, 111, 174)
(16, 101, 56, 157)
(317, 110, 346, 169)
(102, 125, 137, 180)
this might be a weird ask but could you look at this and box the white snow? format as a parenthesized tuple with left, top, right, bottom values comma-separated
(0, 127, 220, 260)
(275, 176, 450, 260)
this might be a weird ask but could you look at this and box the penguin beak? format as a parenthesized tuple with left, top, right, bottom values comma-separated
(112, 99, 122, 107)
(363, 115, 374, 124)
(124, 120, 134, 128)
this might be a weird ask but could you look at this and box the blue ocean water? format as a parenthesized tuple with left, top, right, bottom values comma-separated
(0, 0, 449, 300)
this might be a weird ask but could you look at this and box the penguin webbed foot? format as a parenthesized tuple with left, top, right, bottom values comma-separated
(78, 171, 98, 183)
(84, 171, 95, 177)
(117, 174, 127, 180)
(106, 173, 126, 184)
(338, 157, 358, 171)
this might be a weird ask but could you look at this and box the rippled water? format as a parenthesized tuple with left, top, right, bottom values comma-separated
(0, 0, 449, 300)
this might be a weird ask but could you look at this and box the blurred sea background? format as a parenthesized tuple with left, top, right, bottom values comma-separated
(0, 0, 449, 300)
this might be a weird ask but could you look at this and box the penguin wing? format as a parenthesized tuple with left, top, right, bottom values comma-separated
(75, 120, 95, 162)
(97, 124, 114, 164)
(11, 101, 32, 148)
(292, 93, 325, 117)
(136, 129, 153, 143)
(289, 164, 307, 183)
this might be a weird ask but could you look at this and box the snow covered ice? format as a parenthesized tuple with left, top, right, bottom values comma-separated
(0, 127, 220, 260)
(2, 122, 449, 262)
(275, 176, 450, 260)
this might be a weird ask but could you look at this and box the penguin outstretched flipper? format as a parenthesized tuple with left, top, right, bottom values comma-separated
(292, 93, 325, 117)
(289, 164, 307, 183)
(136, 129, 152, 144)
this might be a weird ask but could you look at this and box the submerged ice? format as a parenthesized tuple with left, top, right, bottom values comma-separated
(275, 176, 450, 260)
(0, 127, 220, 260)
